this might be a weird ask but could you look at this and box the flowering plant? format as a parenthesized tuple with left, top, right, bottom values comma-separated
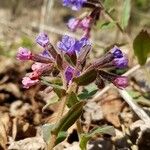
(17, 0, 128, 149)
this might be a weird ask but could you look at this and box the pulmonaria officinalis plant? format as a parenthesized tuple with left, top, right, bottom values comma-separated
(16, 0, 129, 150)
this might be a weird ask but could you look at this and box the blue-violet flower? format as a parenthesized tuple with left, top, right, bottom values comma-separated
(62, 0, 87, 11)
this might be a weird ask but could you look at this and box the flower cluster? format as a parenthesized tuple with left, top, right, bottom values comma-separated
(17, 32, 128, 89)
(16, 1, 128, 90)
(17, 33, 90, 88)
(64, 0, 101, 37)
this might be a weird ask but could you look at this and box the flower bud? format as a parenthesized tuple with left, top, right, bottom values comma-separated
(16, 47, 32, 61)
(113, 76, 128, 89)
(22, 77, 39, 89)
(67, 18, 80, 31)
(111, 46, 123, 58)
(36, 32, 50, 47)
(113, 55, 128, 68)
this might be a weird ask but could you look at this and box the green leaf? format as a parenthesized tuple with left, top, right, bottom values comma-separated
(67, 92, 79, 108)
(79, 135, 90, 150)
(120, 0, 131, 30)
(55, 131, 68, 145)
(41, 77, 62, 85)
(89, 126, 116, 137)
(52, 101, 86, 134)
(64, 53, 77, 67)
(41, 79, 66, 98)
(79, 126, 115, 150)
(78, 84, 98, 100)
(42, 95, 59, 112)
(42, 124, 67, 145)
(133, 30, 150, 65)
(97, 21, 115, 30)
(73, 69, 97, 86)
(104, 0, 114, 11)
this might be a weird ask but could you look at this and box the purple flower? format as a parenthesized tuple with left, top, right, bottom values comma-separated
(111, 46, 123, 58)
(36, 32, 50, 47)
(62, 0, 87, 11)
(67, 18, 79, 31)
(65, 66, 75, 83)
(74, 37, 90, 52)
(113, 56, 128, 68)
(16, 47, 32, 61)
(113, 76, 128, 89)
(57, 35, 76, 54)
(57, 35, 90, 54)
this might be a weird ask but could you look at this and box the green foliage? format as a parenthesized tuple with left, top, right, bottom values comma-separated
(73, 69, 97, 86)
(21, 36, 33, 48)
(67, 92, 79, 108)
(78, 84, 98, 100)
(52, 101, 86, 134)
(120, 0, 131, 30)
(79, 126, 115, 150)
(41, 78, 66, 98)
(42, 95, 60, 112)
(104, 0, 114, 12)
(42, 124, 67, 145)
(97, 21, 115, 30)
(133, 30, 150, 65)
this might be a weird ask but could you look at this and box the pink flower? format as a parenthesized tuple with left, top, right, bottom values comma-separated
(79, 17, 92, 30)
(67, 18, 80, 31)
(31, 62, 52, 73)
(22, 77, 39, 89)
(16, 47, 32, 61)
(113, 76, 128, 89)
(26, 71, 41, 80)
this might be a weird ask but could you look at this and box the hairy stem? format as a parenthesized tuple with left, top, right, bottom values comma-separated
(47, 95, 67, 150)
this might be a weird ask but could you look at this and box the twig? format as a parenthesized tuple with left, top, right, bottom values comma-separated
(46, 0, 54, 24)
(118, 89, 150, 124)
(40, 0, 47, 32)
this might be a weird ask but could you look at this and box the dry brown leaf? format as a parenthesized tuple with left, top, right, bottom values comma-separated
(101, 93, 124, 127)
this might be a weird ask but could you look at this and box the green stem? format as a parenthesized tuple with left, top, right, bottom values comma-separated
(48, 95, 67, 150)
(76, 119, 83, 140)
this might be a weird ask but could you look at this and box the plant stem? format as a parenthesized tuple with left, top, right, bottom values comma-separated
(76, 119, 83, 140)
(47, 95, 67, 150)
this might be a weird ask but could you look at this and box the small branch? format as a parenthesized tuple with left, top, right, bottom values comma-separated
(40, 0, 47, 32)
(118, 89, 150, 124)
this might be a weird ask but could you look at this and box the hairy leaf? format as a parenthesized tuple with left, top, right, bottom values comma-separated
(120, 0, 131, 30)
(133, 30, 150, 65)
(42, 124, 67, 145)
(73, 69, 97, 86)
(67, 92, 79, 108)
(52, 101, 86, 134)
(80, 126, 115, 150)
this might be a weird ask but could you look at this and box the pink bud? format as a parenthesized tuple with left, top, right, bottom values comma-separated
(80, 17, 92, 30)
(113, 76, 128, 89)
(67, 18, 80, 31)
(31, 62, 51, 73)
(22, 77, 39, 89)
(16, 47, 32, 61)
